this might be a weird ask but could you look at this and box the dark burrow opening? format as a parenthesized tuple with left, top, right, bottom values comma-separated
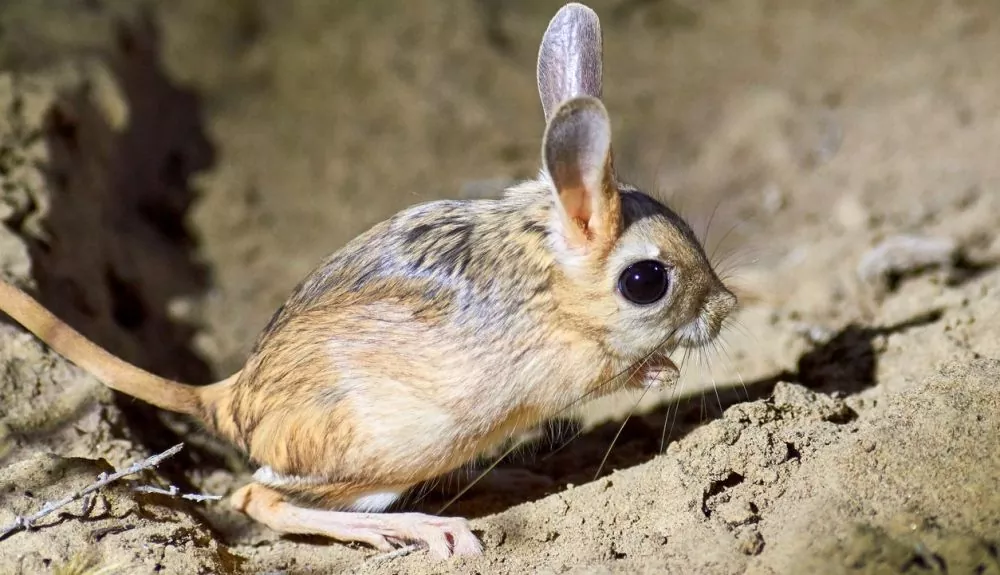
(13, 11, 232, 490)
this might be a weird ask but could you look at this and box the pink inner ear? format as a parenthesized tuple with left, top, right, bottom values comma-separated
(560, 187, 591, 226)
(554, 163, 593, 230)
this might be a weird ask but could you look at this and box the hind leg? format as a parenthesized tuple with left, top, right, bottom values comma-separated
(230, 483, 482, 558)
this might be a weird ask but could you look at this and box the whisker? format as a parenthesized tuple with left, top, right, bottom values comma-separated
(713, 255, 756, 281)
(661, 345, 693, 453)
(723, 316, 754, 337)
(540, 422, 589, 462)
(715, 336, 748, 401)
(544, 333, 678, 463)
(558, 326, 684, 416)
(696, 348, 712, 422)
(594, 384, 651, 480)
(701, 197, 724, 247)
(407, 471, 442, 509)
(711, 245, 768, 281)
(709, 220, 743, 265)
(700, 346, 723, 415)
(437, 433, 527, 514)
(591, 334, 682, 478)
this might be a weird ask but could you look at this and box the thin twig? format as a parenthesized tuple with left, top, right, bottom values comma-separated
(133, 484, 222, 502)
(367, 543, 422, 563)
(0, 443, 184, 540)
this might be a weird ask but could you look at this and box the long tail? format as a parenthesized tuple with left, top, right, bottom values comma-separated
(0, 278, 226, 417)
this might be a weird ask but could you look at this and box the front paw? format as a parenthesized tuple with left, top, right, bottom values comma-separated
(636, 357, 679, 389)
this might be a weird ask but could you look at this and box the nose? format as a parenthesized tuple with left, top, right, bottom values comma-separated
(677, 285, 738, 348)
(709, 287, 737, 319)
(702, 286, 737, 338)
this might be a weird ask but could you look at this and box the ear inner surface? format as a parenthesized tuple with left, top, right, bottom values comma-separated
(543, 97, 620, 251)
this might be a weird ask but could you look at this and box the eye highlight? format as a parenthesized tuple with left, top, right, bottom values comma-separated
(617, 260, 670, 305)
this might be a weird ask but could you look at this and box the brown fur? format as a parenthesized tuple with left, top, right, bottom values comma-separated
(0, 2, 737, 557)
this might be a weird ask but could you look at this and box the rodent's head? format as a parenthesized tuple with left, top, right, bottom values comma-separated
(534, 3, 736, 375)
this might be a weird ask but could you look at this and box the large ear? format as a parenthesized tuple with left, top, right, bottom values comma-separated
(537, 3, 603, 123)
(543, 97, 621, 252)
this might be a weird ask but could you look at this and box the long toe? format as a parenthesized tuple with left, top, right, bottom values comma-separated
(419, 527, 454, 559)
(376, 513, 482, 558)
(351, 529, 394, 552)
(448, 521, 484, 556)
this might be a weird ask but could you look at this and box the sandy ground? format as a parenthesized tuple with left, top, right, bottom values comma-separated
(0, 0, 999, 573)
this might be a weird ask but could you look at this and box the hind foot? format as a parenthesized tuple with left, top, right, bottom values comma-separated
(231, 483, 482, 558)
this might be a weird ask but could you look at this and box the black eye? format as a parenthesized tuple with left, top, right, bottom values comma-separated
(618, 260, 670, 305)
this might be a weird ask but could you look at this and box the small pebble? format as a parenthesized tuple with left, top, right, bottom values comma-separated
(737, 530, 765, 555)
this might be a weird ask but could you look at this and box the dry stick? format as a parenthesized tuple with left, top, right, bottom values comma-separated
(0, 443, 184, 540)
(366, 543, 423, 564)
(133, 484, 222, 503)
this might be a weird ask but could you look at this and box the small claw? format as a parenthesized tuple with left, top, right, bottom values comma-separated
(360, 532, 394, 552)
(450, 526, 484, 556)
(427, 533, 454, 559)
(379, 514, 483, 559)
